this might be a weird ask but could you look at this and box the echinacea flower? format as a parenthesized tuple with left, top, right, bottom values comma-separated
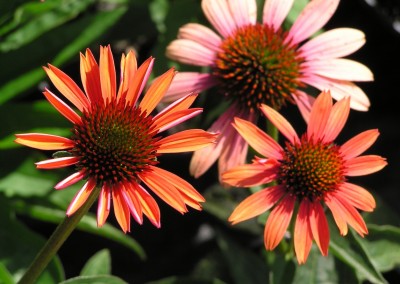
(165, 0, 373, 179)
(221, 91, 386, 264)
(15, 45, 217, 233)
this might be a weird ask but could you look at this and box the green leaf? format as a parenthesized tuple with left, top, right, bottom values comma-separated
(0, 195, 64, 283)
(264, 250, 296, 284)
(13, 201, 147, 260)
(0, 262, 16, 284)
(146, 276, 226, 284)
(80, 249, 111, 276)
(60, 275, 128, 284)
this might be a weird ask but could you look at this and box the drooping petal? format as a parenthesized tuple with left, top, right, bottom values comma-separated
(323, 96, 350, 143)
(117, 51, 137, 100)
(66, 178, 96, 216)
(324, 193, 348, 236)
(229, 185, 285, 225)
(121, 182, 143, 225)
(309, 202, 330, 256)
(294, 200, 313, 264)
(292, 90, 315, 124)
(178, 23, 222, 52)
(163, 72, 217, 103)
(263, 0, 294, 31)
(125, 57, 154, 106)
(157, 129, 217, 153)
(233, 117, 283, 160)
(299, 28, 366, 60)
(222, 160, 279, 187)
(132, 183, 161, 228)
(340, 129, 380, 160)
(99, 45, 117, 102)
(345, 155, 387, 176)
(307, 91, 332, 141)
(229, 0, 257, 27)
(260, 104, 300, 144)
(112, 185, 131, 233)
(202, 0, 237, 38)
(287, 0, 339, 45)
(264, 194, 295, 250)
(15, 133, 74, 150)
(44, 65, 89, 111)
(337, 182, 376, 212)
(166, 39, 216, 67)
(97, 184, 111, 227)
(139, 68, 175, 115)
(43, 89, 81, 124)
(302, 59, 373, 82)
(80, 48, 102, 104)
(54, 170, 86, 190)
(36, 156, 80, 169)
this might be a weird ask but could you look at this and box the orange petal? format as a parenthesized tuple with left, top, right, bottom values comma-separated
(66, 178, 96, 216)
(112, 185, 131, 233)
(264, 194, 295, 250)
(222, 160, 279, 187)
(157, 129, 217, 153)
(97, 184, 111, 227)
(132, 183, 161, 228)
(125, 57, 154, 105)
(15, 133, 74, 150)
(139, 68, 176, 115)
(233, 117, 283, 160)
(122, 182, 143, 225)
(36, 156, 79, 169)
(323, 96, 350, 143)
(44, 64, 89, 111)
(337, 182, 375, 212)
(117, 50, 137, 100)
(153, 108, 203, 134)
(54, 170, 85, 190)
(340, 129, 379, 160)
(324, 193, 348, 236)
(345, 155, 387, 176)
(294, 200, 313, 264)
(229, 185, 285, 225)
(307, 91, 332, 141)
(80, 49, 102, 104)
(99, 45, 117, 102)
(309, 202, 330, 256)
(43, 89, 81, 124)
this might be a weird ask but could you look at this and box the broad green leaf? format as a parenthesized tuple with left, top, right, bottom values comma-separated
(60, 275, 128, 284)
(0, 262, 15, 284)
(80, 249, 111, 276)
(13, 201, 147, 260)
(0, 195, 64, 283)
(264, 250, 296, 284)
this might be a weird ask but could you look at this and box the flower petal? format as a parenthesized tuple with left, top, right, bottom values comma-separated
(157, 129, 217, 153)
(36, 156, 80, 169)
(324, 193, 348, 236)
(323, 96, 350, 143)
(337, 182, 376, 212)
(132, 183, 161, 228)
(294, 200, 313, 264)
(345, 155, 387, 176)
(307, 91, 332, 141)
(54, 170, 85, 190)
(299, 28, 366, 60)
(292, 90, 315, 124)
(178, 23, 222, 52)
(125, 57, 154, 106)
(229, 185, 285, 225)
(97, 184, 111, 227)
(202, 0, 236, 38)
(80, 48, 102, 104)
(166, 39, 216, 66)
(340, 129, 380, 160)
(264, 194, 295, 250)
(117, 51, 137, 100)
(233, 117, 283, 160)
(309, 202, 330, 256)
(263, 0, 294, 31)
(112, 185, 131, 233)
(121, 182, 143, 225)
(43, 89, 81, 124)
(229, 0, 257, 27)
(99, 45, 117, 102)
(15, 133, 74, 150)
(66, 178, 96, 216)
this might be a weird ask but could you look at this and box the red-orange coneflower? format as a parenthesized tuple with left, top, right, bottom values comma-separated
(15, 45, 217, 232)
(222, 91, 386, 264)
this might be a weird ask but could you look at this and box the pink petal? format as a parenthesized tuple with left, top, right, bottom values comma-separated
(309, 202, 330, 256)
(263, 0, 294, 31)
(302, 59, 373, 82)
(43, 89, 81, 124)
(229, 185, 285, 225)
(178, 23, 222, 53)
(229, 0, 257, 27)
(166, 39, 216, 67)
(299, 28, 366, 60)
(323, 96, 350, 143)
(233, 117, 283, 160)
(292, 90, 315, 124)
(324, 193, 348, 236)
(97, 184, 111, 227)
(345, 155, 387, 176)
(264, 194, 295, 250)
(36, 156, 79, 169)
(66, 178, 96, 216)
(307, 91, 332, 141)
(340, 129, 380, 160)
(294, 200, 313, 264)
(287, 0, 339, 45)
(337, 182, 376, 212)
(54, 170, 85, 190)
(15, 133, 74, 151)
(202, 0, 237, 38)
(163, 72, 217, 103)
(260, 104, 299, 144)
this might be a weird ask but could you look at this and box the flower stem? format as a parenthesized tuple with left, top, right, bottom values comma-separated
(267, 119, 279, 142)
(18, 186, 101, 284)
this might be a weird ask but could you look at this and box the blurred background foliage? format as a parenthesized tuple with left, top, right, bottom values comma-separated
(0, 0, 400, 283)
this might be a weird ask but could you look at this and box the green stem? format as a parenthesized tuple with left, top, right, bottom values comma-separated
(18, 186, 101, 284)
(266, 118, 279, 142)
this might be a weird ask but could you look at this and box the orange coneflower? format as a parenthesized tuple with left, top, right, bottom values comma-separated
(15, 45, 217, 233)
(222, 91, 386, 264)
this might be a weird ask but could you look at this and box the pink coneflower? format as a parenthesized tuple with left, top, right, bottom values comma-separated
(165, 0, 373, 179)
(15, 45, 217, 232)
(221, 91, 386, 264)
